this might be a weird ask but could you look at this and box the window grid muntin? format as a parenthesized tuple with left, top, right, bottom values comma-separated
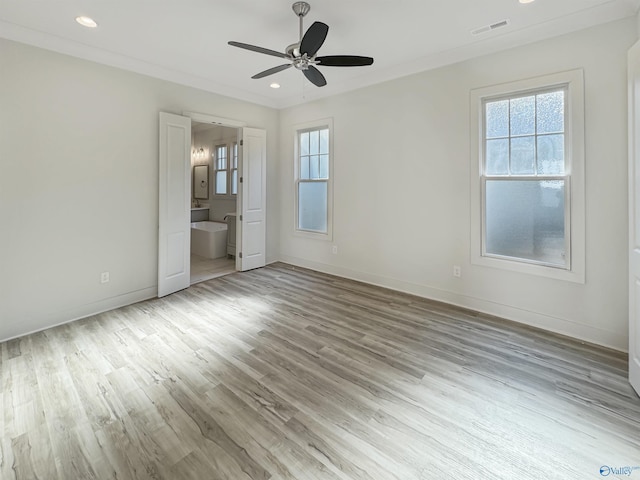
(483, 86, 567, 178)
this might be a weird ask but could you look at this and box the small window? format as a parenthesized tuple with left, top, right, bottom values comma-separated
(214, 144, 227, 195)
(470, 70, 585, 283)
(231, 142, 238, 195)
(294, 119, 333, 238)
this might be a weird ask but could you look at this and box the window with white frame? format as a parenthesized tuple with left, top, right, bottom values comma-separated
(214, 144, 228, 195)
(231, 142, 238, 195)
(295, 120, 333, 237)
(470, 70, 585, 282)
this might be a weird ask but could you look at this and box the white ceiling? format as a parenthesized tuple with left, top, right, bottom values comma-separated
(1, 0, 638, 109)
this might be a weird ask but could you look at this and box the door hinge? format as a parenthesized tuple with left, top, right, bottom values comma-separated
(240, 139, 244, 146)
(239, 252, 243, 259)
(239, 176, 243, 183)
(239, 215, 243, 221)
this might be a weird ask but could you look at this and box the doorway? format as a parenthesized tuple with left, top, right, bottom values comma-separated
(189, 122, 238, 285)
(158, 111, 267, 297)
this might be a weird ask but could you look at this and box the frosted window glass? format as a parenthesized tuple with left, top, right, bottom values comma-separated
(309, 155, 320, 179)
(310, 130, 320, 155)
(510, 96, 535, 136)
(537, 134, 564, 175)
(486, 100, 509, 138)
(319, 154, 329, 179)
(216, 171, 227, 195)
(486, 139, 509, 175)
(300, 132, 309, 156)
(485, 180, 565, 266)
(231, 170, 237, 195)
(537, 91, 564, 134)
(510, 136, 535, 174)
(320, 129, 329, 154)
(299, 182, 327, 232)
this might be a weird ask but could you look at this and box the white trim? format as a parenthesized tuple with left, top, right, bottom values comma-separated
(278, 254, 626, 352)
(470, 69, 585, 283)
(293, 118, 334, 241)
(183, 111, 247, 128)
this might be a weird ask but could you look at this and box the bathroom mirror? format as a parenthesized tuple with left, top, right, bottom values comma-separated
(193, 165, 209, 199)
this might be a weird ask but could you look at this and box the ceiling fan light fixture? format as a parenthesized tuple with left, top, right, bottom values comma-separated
(519, 0, 535, 3)
(75, 16, 98, 28)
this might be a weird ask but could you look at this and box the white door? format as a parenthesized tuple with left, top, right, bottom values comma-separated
(628, 40, 640, 395)
(237, 127, 267, 271)
(158, 112, 191, 297)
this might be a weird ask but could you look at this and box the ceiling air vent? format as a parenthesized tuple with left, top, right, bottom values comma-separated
(471, 19, 509, 36)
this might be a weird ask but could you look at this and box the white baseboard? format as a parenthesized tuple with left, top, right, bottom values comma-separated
(278, 255, 627, 352)
(0, 286, 157, 343)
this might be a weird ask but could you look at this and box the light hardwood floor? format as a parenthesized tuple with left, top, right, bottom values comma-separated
(1, 263, 639, 479)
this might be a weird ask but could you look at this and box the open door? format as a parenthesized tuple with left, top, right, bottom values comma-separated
(237, 127, 267, 271)
(158, 112, 191, 297)
(628, 41, 640, 396)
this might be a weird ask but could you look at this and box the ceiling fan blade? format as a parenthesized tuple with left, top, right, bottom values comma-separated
(251, 64, 292, 79)
(303, 66, 327, 87)
(228, 41, 289, 59)
(300, 21, 329, 57)
(316, 55, 374, 67)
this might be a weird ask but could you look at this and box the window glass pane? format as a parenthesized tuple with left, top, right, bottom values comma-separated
(310, 130, 320, 155)
(298, 181, 327, 232)
(486, 139, 509, 175)
(510, 136, 535, 175)
(510, 96, 535, 136)
(537, 91, 564, 134)
(309, 155, 320, 179)
(319, 129, 329, 154)
(232, 144, 238, 168)
(485, 180, 565, 266)
(216, 171, 227, 195)
(300, 156, 310, 180)
(300, 132, 309, 156)
(319, 154, 329, 179)
(231, 170, 237, 195)
(486, 100, 509, 138)
(537, 134, 564, 175)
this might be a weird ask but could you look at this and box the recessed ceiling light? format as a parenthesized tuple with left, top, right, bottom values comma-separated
(75, 16, 98, 28)
(519, 0, 535, 3)
(270, 83, 281, 89)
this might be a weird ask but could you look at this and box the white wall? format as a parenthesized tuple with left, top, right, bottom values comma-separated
(278, 17, 636, 351)
(0, 39, 280, 341)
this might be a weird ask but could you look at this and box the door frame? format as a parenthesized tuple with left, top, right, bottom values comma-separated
(628, 40, 640, 396)
(184, 111, 247, 274)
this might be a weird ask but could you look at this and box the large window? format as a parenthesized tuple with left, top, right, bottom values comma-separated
(470, 70, 585, 282)
(295, 119, 333, 237)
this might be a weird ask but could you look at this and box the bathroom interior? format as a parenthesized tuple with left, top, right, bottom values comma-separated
(190, 122, 238, 284)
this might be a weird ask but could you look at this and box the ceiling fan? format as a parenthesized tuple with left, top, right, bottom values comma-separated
(228, 1, 374, 87)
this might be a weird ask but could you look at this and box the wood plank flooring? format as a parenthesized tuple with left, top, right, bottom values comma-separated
(1, 262, 639, 479)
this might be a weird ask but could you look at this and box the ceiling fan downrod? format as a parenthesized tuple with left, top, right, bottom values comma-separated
(292, 1, 311, 41)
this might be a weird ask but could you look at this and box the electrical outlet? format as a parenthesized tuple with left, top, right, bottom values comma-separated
(453, 266, 461, 278)
(332, 245, 338, 255)
(100, 271, 110, 284)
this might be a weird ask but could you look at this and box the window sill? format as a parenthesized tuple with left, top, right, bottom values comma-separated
(471, 254, 585, 284)
(294, 229, 332, 242)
